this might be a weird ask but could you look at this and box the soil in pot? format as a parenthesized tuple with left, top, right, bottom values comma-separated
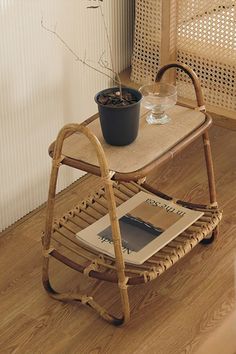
(97, 90, 139, 107)
(95, 87, 142, 146)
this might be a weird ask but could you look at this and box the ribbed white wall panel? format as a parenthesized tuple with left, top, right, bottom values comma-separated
(0, 0, 135, 231)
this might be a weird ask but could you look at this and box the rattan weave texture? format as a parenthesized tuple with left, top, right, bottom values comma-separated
(131, 0, 235, 114)
(131, 0, 162, 83)
(50, 181, 222, 285)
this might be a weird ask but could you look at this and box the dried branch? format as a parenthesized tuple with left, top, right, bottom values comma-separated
(98, 6, 115, 73)
(86, 2, 122, 95)
(41, 17, 121, 88)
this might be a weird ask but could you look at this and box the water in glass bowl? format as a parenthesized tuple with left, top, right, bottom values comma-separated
(140, 83, 177, 125)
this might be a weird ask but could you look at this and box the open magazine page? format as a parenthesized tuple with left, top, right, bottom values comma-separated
(98, 200, 182, 252)
(76, 191, 204, 264)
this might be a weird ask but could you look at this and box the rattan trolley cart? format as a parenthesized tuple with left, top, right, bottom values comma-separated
(42, 63, 222, 325)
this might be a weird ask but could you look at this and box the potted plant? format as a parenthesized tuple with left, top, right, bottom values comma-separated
(42, 0, 142, 146)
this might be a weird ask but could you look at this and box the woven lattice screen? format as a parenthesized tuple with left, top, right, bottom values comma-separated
(131, 0, 236, 117)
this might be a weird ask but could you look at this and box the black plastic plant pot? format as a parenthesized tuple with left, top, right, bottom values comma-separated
(95, 87, 142, 146)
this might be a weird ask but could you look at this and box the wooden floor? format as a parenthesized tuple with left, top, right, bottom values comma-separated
(1, 124, 236, 354)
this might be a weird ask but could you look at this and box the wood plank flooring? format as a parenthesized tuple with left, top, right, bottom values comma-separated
(0, 124, 236, 354)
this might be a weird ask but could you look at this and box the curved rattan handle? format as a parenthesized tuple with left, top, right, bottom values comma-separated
(156, 62, 205, 109)
(52, 123, 111, 179)
(44, 124, 111, 249)
(44, 124, 127, 298)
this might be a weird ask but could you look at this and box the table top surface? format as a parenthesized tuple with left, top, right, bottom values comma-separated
(50, 105, 211, 180)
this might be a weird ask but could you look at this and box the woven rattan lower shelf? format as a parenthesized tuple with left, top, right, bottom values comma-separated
(48, 181, 222, 286)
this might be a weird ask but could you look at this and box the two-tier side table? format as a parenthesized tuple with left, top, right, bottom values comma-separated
(42, 63, 222, 325)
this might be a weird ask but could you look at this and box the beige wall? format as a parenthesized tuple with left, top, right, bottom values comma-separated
(0, 0, 134, 231)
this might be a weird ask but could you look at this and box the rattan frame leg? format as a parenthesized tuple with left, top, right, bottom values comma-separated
(42, 257, 127, 326)
(202, 131, 217, 205)
(156, 62, 219, 242)
(42, 124, 130, 325)
(202, 131, 219, 241)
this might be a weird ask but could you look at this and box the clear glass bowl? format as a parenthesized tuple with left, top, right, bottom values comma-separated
(139, 83, 177, 125)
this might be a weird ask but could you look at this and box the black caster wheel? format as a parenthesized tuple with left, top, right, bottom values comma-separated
(200, 233, 215, 245)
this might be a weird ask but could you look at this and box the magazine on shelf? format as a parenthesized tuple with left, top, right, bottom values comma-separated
(76, 191, 203, 265)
